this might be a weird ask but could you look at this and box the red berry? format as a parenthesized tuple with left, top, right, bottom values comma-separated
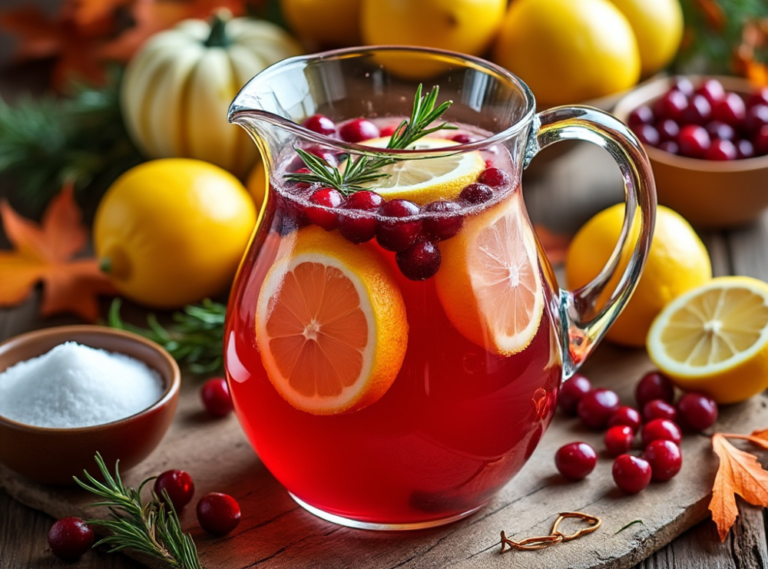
(706, 121, 736, 141)
(653, 90, 688, 121)
(376, 199, 422, 252)
(642, 399, 678, 422)
(744, 104, 768, 135)
(423, 200, 464, 241)
(287, 146, 339, 172)
(197, 493, 241, 536)
(605, 425, 635, 458)
(696, 79, 726, 105)
(303, 114, 337, 137)
(632, 124, 660, 147)
(451, 133, 477, 144)
(201, 378, 233, 417)
(643, 439, 682, 481)
(379, 124, 399, 137)
(396, 238, 442, 281)
(306, 187, 344, 230)
(337, 191, 384, 243)
(608, 406, 642, 433)
(754, 125, 768, 156)
(658, 141, 679, 155)
(678, 124, 711, 158)
(748, 87, 768, 108)
(737, 139, 755, 159)
(577, 388, 621, 430)
(558, 374, 592, 416)
(48, 517, 94, 562)
(656, 119, 680, 142)
(155, 470, 195, 511)
(677, 392, 718, 431)
(712, 92, 746, 126)
(705, 139, 738, 161)
(612, 454, 652, 493)
(671, 76, 695, 96)
(339, 118, 380, 142)
(459, 183, 494, 205)
(478, 167, 511, 188)
(628, 105, 654, 127)
(636, 371, 675, 407)
(642, 418, 682, 447)
(682, 94, 712, 125)
(555, 442, 597, 480)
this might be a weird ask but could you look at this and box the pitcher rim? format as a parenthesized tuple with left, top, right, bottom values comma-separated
(227, 45, 537, 156)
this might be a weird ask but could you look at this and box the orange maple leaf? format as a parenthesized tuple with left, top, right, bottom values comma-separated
(0, 185, 115, 322)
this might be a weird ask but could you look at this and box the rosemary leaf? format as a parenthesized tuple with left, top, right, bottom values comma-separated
(615, 519, 644, 535)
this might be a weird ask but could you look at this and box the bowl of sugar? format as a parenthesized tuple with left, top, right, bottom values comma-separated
(0, 326, 180, 485)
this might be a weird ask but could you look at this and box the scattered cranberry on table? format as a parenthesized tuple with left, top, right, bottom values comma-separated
(578, 388, 621, 430)
(636, 371, 675, 407)
(155, 469, 195, 511)
(642, 418, 683, 447)
(677, 392, 718, 431)
(558, 374, 592, 416)
(612, 455, 653, 494)
(48, 517, 94, 562)
(643, 440, 683, 481)
(555, 442, 597, 481)
(201, 378, 234, 417)
(608, 406, 642, 433)
(605, 425, 635, 458)
(197, 492, 242, 536)
(642, 399, 678, 423)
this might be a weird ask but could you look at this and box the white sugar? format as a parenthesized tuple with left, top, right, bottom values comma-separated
(0, 342, 164, 428)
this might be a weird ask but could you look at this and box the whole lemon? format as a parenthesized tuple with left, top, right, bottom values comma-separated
(566, 204, 712, 347)
(281, 0, 362, 47)
(493, 0, 641, 107)
(606, 0, 683, 76)
(95, 159, 257, 309)
(246, 156, 267, 211)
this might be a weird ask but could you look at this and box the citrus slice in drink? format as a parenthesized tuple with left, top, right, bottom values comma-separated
(358, 137, 485, 204)
(255, 226, 408, 415)
(435, 192, 544, 355)
(647, 276, 768, 404)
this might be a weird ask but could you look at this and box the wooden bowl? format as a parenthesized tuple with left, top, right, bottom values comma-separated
(0, 326, 180, 485)
(613, 75, 768, 228)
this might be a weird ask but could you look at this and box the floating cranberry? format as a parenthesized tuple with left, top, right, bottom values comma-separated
(706, 121, 736, 141)
(744, 104, 768, 135)
(678, 125, 711, 158)
(305, 187, 344, 230)
(605, 425, 635, 458)
(303, 114, 337, 137)
(642, 418, 682, 447)
(754, 125, 768, 156)
(656, 119, 680, 142)
(290, 167, 313, 189)
(677, 392, 718, 431)
(451, 133, 477, 144)
(286, 146, 339, 172)
(653, 90, 688, 121)
(737, 139, 756, 159)
(682, 94, 712, 125)
(636, 371, 675, 407)
(608, 406, 642, 433)
(712, 92, 746, 126)
(379, 124, 399, 137)
(628, 105, 654, 127)
(423, 200, 464, 241)
(705, 139, 738, 161)
(658, 141, 679, 155)
(612, 455, 652, 494)
(749, 88, 768, 108)
(376, 199, 422, 252)
(155, 470, 195, 511)
(555, 442, 597, 480)
(337, 191, 383, 243)
(558, 374, 592, 416)
(478, 167, 511, 188)
(644, 439, 682, 481)
(459, 183, 494, 205)
(396, 238, 442, 281)
(632, 124, 660, 147)
(642, 399, 678, 423)
(48, 517, 94, 562)
(339, 118, 380, 142)
(696, 79, 726, 105)
(577, 388, 621, 430)
(197, 493, 241, 536)
(671, 76, 695, 97)
(201, 378, 233, 417)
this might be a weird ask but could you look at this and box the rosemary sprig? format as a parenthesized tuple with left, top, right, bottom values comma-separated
(74, 453, 201, 569)
(108, 298, 225, 375)
(285, 84, 456, 195)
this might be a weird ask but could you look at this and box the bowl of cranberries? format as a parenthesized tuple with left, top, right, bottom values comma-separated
(614, 76, 768, 228)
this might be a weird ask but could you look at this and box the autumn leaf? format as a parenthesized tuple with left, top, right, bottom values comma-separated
(63, 0, 133, 28)
(533, 224, 571, 265)
(0, 184, 115, 321)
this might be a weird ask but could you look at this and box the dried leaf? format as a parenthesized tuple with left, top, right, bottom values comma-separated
(534, 224, 571, 265)
(0, 185, 115, 321)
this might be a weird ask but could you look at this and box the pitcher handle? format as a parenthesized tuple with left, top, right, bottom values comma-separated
(527, 106, 657, 378)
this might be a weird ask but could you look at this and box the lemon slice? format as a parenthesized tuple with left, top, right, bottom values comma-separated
(647, 276, 768, 404)
(358, 137, 485, 204)
(256, 227, 408, 415)
(435, 192, 544, 355)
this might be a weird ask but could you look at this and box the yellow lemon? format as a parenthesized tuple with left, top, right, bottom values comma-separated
(606, 0, 684, 76)
(281, 0, 362, 47)
(95, 159, 256, 309)
(256, 226, 408, 415)
(493, 0, 641, 107)
(566, 204, 712, 347)
(647, 277, 768, 404)
(246, 157, 268, 210)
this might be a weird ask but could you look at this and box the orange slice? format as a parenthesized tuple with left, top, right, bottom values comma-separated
(255, 227, 408, 415)
(435, 192, 544, 355)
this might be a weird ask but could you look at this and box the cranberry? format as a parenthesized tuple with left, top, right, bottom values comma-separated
(653, 90, 688, 121)
(706, 121, 736, 141)
(558, 374, 592, 416)
(459, 183, 494, 205)
(705, 139, 738, 161)
(339, 118, 380, 142)
(748, 88, 768, 108)
(197, 492, 241, 536)
(744, 104, 768, 135)
(605, 425, 635, 458)
(636, 371, 675, 407)
(642, 418, 682, 447)
(608, 406, 642, 433)
(577, 388, 621, 430)
(696, 79, 726, 105)
(712, 93, 746, 126)
(656, 119, 680, 142)
(290, 167, 313, 189)
(306, 187, 344, 230)
(155, 470, 195, 511)
(612, 454, 652, 494)
(677, 392, 718, 431)
(555, 442, 597, 480)
(642, 399, 678, 422)
(303, 114, 337, 137)
(48, 517, 94, 562)
(682, 94, 712, 125)
(644, 439, 682, 481)
(380, 123, 402, 137)
(478, 167, 511, 188)
(376, 199, 422, 252)
(679, 125, 711, 158)
(628, 105, 655, 127)
(671, 76, 695, 96)
(337, 191, 383, 243)
(658, 141, 679, 155)
(754, 125, 768, 156)
(201, 378, 233, 417)
(451, 133, 477, 144)
(287, 146, 339, 172)
(737, 139, 755, 159)
(423, 200, 464, 241)
(396, 238, 442, 281)
(632, 124, 660, 147)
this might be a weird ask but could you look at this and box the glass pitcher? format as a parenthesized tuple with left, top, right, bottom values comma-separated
(225, 47, 655, 530)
